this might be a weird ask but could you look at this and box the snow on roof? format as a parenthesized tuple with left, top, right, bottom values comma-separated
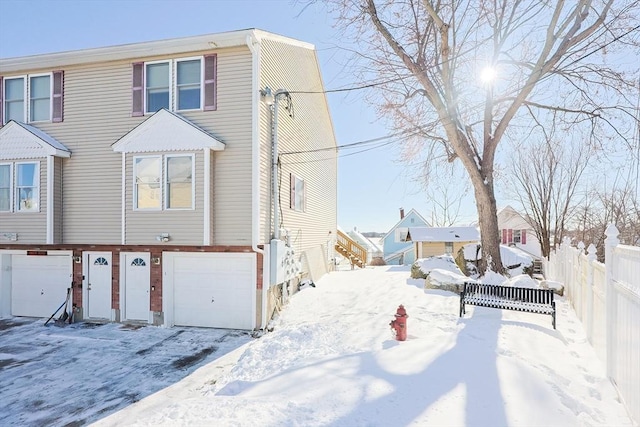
(408, 226, 480, 242)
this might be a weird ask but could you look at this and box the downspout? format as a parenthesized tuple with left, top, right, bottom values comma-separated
(247, 34, 268, 331)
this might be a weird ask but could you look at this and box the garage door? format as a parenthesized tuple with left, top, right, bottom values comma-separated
(12, 254, 72, 317)
(165, 253, 256, 329)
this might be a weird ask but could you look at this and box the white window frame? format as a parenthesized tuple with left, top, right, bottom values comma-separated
(144, 60, 172, 114)
(164, 154, 195, 210)
(395, 227, 409, 243)
(0, 163, 13, 212)
(28, 72, 53, 123)
(133, 155, 162, 211)
(291, 173, 305, 212)
(15, 161, 40, 213)
(143, 57, 204, 114)
(3, 75, 27, 124)
(175, 56, 204, 112)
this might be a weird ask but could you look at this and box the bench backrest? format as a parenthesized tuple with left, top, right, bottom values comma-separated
(462, 282, 554, 304)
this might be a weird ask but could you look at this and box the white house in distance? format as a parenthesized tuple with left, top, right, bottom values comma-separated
(497, 205, 542, 258)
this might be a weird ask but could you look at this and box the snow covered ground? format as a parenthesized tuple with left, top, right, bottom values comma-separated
(92, 266, 634, 427)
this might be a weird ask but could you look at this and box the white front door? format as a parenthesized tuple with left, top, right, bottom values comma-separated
(123, 252, 150, 321)
(84, 252, 112, 319)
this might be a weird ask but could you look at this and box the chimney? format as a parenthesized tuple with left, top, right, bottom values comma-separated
(400, 207, 405, 219)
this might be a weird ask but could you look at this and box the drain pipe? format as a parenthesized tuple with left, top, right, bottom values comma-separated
(247, 33, 269, 332)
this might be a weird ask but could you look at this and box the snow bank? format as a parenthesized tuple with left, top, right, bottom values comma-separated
(411, 254, 472, 293)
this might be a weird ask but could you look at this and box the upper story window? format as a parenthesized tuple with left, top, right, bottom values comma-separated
(395, 227, 409, 243)
(1, 72, 63, 125)
(290, 173, 305, 212)
(132, 55, 216, 117)
(133, 154, 194, 210)
(0, 162, 40, 212)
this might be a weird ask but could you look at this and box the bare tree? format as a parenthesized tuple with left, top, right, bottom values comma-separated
(424, 165, 470, 227)
(505, 122, 592, 258)
(571, 183, 640, 261)
(323, 0, 640, 273)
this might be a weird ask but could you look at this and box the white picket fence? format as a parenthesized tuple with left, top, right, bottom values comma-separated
(543, 224, 639, 424)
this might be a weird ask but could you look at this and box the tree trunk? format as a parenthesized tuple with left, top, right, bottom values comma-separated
(471, 175, 503, 274)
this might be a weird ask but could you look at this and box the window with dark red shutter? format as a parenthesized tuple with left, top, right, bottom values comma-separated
(52, 71, 64, 122)
(132, 62, 144, 117)
(203, 54, 217, 111)
(522, 229, 527, 245)
(502, 229, 507, 244)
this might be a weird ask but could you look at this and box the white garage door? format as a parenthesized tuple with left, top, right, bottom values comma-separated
(12, 254, 72, 317)
(165, 252, 256, 329)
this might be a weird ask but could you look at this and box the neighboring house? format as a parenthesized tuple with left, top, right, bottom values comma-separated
(346, 227, 383, 264)
(408, 226, 480, 259)
(381, 208, 429, 265)
(0, 29, 337, 330)
(497, 205, 542, 258)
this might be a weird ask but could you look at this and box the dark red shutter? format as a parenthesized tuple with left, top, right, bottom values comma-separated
(52, 71, 64, 122)
(521, 229, 527, 244)
(507, 229, 513, 243)
(132, 62, 144, 116)
(0, 76, 3, 125)
(290, 173, 295, 209)
(203, 54, 217, 111)
(501, 229, 507, 244)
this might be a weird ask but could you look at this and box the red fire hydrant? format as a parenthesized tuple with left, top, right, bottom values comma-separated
(389, 305, 408, 341)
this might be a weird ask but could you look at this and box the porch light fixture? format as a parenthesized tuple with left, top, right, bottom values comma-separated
(151, 256, 161, 265)
(73, 256, 81, 263)
(156, 233, 170, 242)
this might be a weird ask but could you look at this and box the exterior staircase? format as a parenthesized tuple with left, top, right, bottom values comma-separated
(532, 258, 544, 279)
(336, 230, 368, 269)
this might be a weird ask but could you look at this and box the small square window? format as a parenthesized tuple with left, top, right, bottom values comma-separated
(290, 174, 305, 212)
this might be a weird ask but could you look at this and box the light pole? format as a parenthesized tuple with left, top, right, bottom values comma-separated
(261, 86, 290, 240)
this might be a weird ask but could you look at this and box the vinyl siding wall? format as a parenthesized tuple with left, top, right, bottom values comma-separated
(124, 151, 204, 245)
(0, 158, 47, 243)
(53, 157, 63, 243)
(259, 40, 337, 258)
(2, 46, 255, 246)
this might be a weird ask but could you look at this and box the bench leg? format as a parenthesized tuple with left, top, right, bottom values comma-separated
(552, 312, 556, 330)
(459, 301, 465, 317)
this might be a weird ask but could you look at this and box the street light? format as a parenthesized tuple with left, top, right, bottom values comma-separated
(261, 86, 291, 240)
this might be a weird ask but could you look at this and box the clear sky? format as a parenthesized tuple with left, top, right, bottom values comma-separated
(0, 0, 482, 232)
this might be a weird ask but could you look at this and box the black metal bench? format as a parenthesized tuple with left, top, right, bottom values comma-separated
(459, 282, 556, 329)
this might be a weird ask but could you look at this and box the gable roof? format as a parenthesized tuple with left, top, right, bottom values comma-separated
(497, 205, 534, 229)
(0, 121, 71, 159)
(112, 109, 225, 153)
(381, 209, 430, 242)
(407, 226, 480, 242)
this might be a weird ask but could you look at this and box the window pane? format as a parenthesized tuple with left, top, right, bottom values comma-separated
(30, 76, 51, 121)
(0, 189, 9, 211)
(5, 78, 24, 100)
(5, 79, 25, 122)
(31, 98, 50, 121)
(177, 87, 200, 110)
(135, 157, 161, 209)
(17, 163, 37, 186)
(16, 163, 38, 211)
(177, 60, 200, 85)
(146, 63, 169, 112)
(30, 75, 50, 98)
(167, 156, 192, 208)
(0, 165, 9, 187)
(146, 63, 169, 87)
(177, 60, 201, 110)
